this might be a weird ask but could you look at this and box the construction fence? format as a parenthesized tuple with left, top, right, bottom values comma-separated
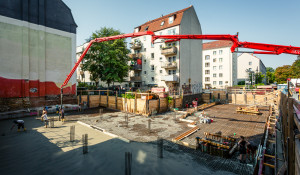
(230, 89, 276, 106)
(77, 90, 182, 115)
(276, 91, 300, 175)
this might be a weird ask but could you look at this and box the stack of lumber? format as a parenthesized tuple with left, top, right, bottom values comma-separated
(236, 106, 261, 115)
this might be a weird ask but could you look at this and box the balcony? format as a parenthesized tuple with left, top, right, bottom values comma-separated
(161, 62, 177, 69)
(130, 76, 142, 82)
(129, 53, 142, 59)
(130, 64, 142, 71)
(131, 42, 142, 50)
(161, 46, 177, 56)
(161, 75, 179, 82)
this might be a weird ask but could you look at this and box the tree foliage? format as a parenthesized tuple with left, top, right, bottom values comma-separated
(255, 72, 265, 84)
(274, 58, 300, 84)
(275, 65, 292, 84)
(266, 67, 275, 84)
(82, 27, 130, 87)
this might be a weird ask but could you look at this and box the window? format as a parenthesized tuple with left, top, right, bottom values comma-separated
(213, 66, 217, 70)
(145, 26, 149, 31)
(151, 77, 154, 81)
(160, 21, 165, 26)
(205, 70, 210, 74)
(219, 81, 223, 85)
(151, 43, 154, 48)
(159, 57, 163, 61)
(169, 16, 174, 24)
(219, 58, 223, 62)
(143, 36, 146, 41)
(213, 73, 217, 77)
(205, 77, 210, 82)
(168, 70, 176, 75)
(160, 45, 162, 49)
(160, 70, 162, 74)
(151, 65, 154, 71)
(213, 51, 217, 55)
(144, 71, 147, 74)
(213, 58, 216, 62)
(205, 63, 210, 67)
(219, 50, 223, 54)
(249, 68, 252, 71)
(168, 28, 176, 35)
(205, 55, 210, 60)
(249, 61, 252, 65)
(213, 81, 217, 85)
(219, 65, 223, 70)
(169, 56, 176, 62)
(151, 53, 154, 59)
(219, 73, 223, 77)
(144, 48, 146, 52)
(144, 60, 146, 63)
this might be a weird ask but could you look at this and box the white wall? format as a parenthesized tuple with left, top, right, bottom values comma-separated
(179, 6, 203, 93)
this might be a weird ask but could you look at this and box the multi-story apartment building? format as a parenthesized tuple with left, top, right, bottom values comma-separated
(129, 6, 202, 94)
(237, 53, 266, 84)
(202, 41, 238, 89)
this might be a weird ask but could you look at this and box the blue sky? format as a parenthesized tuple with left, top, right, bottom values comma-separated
(63, 0, 300, 69)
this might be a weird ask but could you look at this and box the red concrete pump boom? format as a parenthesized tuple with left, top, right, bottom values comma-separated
(61, 31, 300, 94)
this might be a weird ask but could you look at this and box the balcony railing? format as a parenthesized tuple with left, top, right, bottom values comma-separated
(161, 62, 177, 69)
(129, 53, 142, 59)
(130, 64, 142, 71)
(161, 75, 179, 82)
(130, 76, 142, 82)
(161, 46, 177, 56)
(131, 43, 142, 50)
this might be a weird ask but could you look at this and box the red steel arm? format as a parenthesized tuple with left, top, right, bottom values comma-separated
(61, 31, 154, 89)
(62, 32, 300, 89)
(238, 41, 300, 55)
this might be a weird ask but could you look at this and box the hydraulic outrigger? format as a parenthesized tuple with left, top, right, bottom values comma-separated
(60, 31, 300, 110)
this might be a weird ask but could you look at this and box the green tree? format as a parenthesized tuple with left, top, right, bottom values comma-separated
(255, 72, 265, 84)
(275, 65, 292, 84)
(290, 58, 300, 78)
(266, 67, 275, 84)
(83, 27, 130, 87)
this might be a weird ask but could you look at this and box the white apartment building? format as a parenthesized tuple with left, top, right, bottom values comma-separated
(237, 53, 266, 84)
(202, 41, 238, 89)
(129, 6, 203, 94)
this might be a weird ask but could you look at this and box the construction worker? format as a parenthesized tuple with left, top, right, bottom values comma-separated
(42, 109, 48, 128)
(60, 107, 65, 122)
(11, 120, 26, 132)
(238, 136, 249, 163)
(41, 107, 47, 121)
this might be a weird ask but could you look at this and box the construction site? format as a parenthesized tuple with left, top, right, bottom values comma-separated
(1, 1, 300, 175)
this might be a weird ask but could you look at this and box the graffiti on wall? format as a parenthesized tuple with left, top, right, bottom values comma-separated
(191, 83, 202, 94)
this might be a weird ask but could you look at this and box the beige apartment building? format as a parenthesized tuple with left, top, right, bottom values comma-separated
(129, 6, 203, 94)
(202, 41, 238, 89)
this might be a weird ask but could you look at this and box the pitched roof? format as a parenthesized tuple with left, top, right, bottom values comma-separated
(135, 6, 192, 33)
(203, 40, 233, 50)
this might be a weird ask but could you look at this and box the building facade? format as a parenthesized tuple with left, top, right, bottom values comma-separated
(0, 0, 77, 99)
(129, 6, 202, 94)
(202, 41, 238, 89)
(237, 53, 266, 84)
